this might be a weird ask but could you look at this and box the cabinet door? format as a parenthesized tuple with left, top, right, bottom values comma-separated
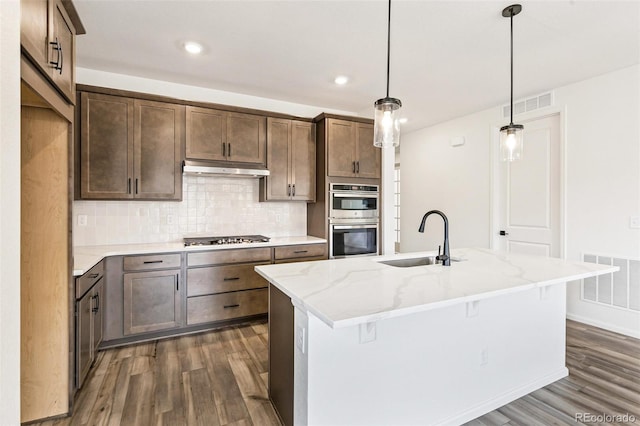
(76, 290, 92, 388)
(80, 92, 134, 199)
(185, 106, 227, 161)
(327, 118, 356, 178)
(21, 0, 50, 74)
(91, 280, 104, 355)
(226, 112, 266, 165)
(264, 118, 291, 200)
(123, 270, 181, 335)
(291, 121, 315, 201)
(50, 0, 75, 102)
(355, 123, 380, 178)
(133, 100, 184, 200)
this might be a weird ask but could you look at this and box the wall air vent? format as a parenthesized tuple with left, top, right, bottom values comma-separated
(580, 253, 640, 312)
(502, 91, 554, 118)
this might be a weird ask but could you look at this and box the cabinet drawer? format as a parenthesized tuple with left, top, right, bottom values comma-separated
(187, 263, 268, 297)
(76, 260, 104, 299)
(274, 244, 326, 260)
(123, 253, 181, 271)
(187, 247, 271, 267)
(187, 288, 268, 325)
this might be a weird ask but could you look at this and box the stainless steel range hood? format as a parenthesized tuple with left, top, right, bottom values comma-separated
(182, 160, 270, 177)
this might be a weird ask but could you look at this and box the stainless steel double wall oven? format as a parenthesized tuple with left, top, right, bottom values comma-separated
(329, 183, 379, 258)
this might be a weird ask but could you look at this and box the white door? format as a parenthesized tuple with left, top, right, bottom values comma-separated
(496, 114, 561, 257)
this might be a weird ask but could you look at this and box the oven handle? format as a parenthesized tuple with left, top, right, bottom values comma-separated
(331, 193, 379, 198)
(332, 224, 378, 230)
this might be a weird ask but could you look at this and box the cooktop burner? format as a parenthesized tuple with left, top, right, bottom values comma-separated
(183, 235, 270, 247)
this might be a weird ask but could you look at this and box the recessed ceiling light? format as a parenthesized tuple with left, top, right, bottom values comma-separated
(334, 75, 349, 85)
(399, 118, 408, 124)
(184, 41, 203, 55)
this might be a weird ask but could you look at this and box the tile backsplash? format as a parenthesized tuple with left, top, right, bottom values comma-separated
(73, 175, 307, 246)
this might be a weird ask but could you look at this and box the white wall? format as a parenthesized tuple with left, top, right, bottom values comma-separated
(74, 175, 307, 246)
(401, 65, 640, 336)
(0, 0, 22, 423)
(77, 67, 356, 118)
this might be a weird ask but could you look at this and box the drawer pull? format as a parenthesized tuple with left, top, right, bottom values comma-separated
(88, 273, 100, 279)
(293, 250, 308, 254)
(224, 304, 240, 309)
(143, 260, 164, 264)
(223, 277, 240, 281)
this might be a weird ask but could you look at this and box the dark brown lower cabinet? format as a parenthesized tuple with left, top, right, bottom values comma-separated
(269, 285, 295, 426)
(76, 278, 103, 388)
(123, 269, 181, 335)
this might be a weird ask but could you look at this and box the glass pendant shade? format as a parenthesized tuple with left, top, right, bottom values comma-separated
(499, 124, 523, 161)
(374, 97, 402, 148)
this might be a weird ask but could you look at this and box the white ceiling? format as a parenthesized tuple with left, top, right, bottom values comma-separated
(75, 0, 640, 133)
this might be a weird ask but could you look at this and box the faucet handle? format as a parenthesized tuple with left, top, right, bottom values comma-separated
(438, 245, 442, 258)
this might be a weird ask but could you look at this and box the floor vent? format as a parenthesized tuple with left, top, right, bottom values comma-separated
(581, 254, 640, 311)
(503, 91, 554, 118)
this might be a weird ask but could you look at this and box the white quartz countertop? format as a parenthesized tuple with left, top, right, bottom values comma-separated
(73, 236, 326, 276)
(254, 248, 619, 329)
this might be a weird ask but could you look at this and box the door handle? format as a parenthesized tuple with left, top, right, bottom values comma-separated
(49, 38, 62, 73)
(223, 277, 240, 281)
(292, 184, 295, 196)
(356, 161, 360, 174)
(287, 184, 291, 197)
(352, 161, 356, 173)
(224, 304, 240, 309)
(128, 178, 132, 194)
(228, 143, 231, 157)
(499, 230, 509, 236)
(222, 142, 226, 157)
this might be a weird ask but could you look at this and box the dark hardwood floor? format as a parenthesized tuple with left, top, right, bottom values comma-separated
(34, 320, 639, 426)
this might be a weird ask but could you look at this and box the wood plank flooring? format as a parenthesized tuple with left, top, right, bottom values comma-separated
(34, 320, 639, 426)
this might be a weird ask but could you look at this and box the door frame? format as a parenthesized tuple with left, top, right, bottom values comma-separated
(489, 106, 568, 259)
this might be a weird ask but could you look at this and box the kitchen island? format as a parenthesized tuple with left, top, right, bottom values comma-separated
(255, 248, 618, 426)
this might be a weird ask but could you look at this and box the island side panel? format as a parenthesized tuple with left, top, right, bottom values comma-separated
(268, 284, 295, 426)
(302, 283, 568, 426)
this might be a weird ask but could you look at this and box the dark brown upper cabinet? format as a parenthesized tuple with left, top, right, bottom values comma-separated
(186, 106, 266, 166)
(260, 118, 315, 202)
(21, 0, 82, 104)
(326, 118, 380, 179)
(78, 92, 184, 200)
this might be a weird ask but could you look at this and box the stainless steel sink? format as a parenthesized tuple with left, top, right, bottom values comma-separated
(378, 256, 464, 267)
(378, 256, 439, 268)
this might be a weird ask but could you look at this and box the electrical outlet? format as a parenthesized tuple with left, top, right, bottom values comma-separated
(359, 322, 377, 344)
(480, 347, 489, 365)
(167, 215, 175, 225)
(630, 216, 640, 229)
(77, 214, 87, 226)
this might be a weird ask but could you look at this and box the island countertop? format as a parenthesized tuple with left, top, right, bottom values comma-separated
(255, 247, 618, 329)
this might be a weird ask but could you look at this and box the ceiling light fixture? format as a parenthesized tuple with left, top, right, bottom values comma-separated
(373, 0, 402, 148)
(184, 41, 203, 55)
(334, 75, 349, 85)
(500, 4, 523, 162)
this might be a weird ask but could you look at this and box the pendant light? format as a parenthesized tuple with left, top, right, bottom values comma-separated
(374, 0, 402, 148)
(500, 4, 523, 162)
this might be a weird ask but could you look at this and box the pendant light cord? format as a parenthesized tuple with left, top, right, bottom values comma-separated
(510, 9, 514, 125)
(386, 0, 391, 98)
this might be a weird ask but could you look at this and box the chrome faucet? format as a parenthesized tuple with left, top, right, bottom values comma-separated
(418, 210, 451, 266)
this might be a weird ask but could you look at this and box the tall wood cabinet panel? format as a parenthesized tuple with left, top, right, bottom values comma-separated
(326, 118, 380, 179)
(78, 91, 184, 200)
(261, 118, 315, 201)
(186, 106, 266, 165)
(21, 105, 70, 422)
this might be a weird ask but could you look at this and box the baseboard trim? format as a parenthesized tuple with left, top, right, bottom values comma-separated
(566, 314, 640, 339)
(435, 367, 569, 426)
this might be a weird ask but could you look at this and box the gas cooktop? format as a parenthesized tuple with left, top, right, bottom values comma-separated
(183, 235, 270, 247)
